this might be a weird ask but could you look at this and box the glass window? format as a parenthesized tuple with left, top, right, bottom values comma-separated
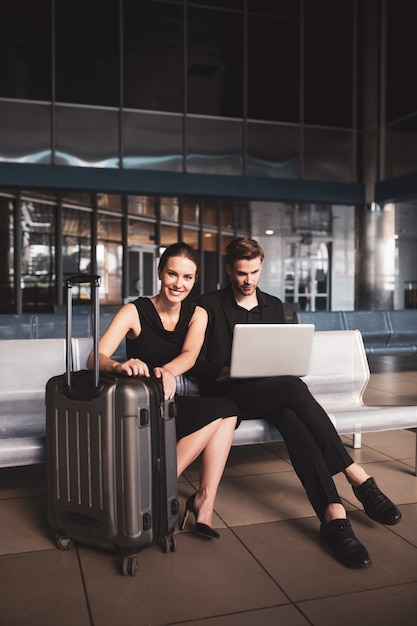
(186, 116, 243, 175)
(219, 202, 234, 229)
(97, 212, 122, 304)
(386, 1, 417, 122)
(128, 219, 156, 245)
(303, 127, 354, 183)
(62, 192, 94, 207)
(97, 213, 122, 242)
(21, 199, 56, 312)
(248, 1, 300, 18)
(161, 224, 180, 247)
(385, 114, 417, 179)
(235, 202, 250, 233)
(62, 207, 92, 296)
(247, 13, 300, 123)
(128, 196, 156, 217)
(97, 194, 122, 213)
(0, 101, 51, 164)
(182, 228, 199, 250)
(304, 0, 354, 127)
(0, 197, 14, 312)
(203, 231, 219, 293)
(187, 7, 243, 118)
(160, 197, 180, 222)
(220, 233, 235, 287)
(124, 0, 183, 112)
(0, 1, 51, 100)
(203, 201, 218, 227)
(247, 121, 299, 178)
(123, 110, 183, 172)
(55, 0, 119, 106)
(183, 199, 200, 224)
(55, 105, 119, 168)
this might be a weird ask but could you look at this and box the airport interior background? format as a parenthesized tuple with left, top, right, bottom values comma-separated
(0, 0, 417, 315)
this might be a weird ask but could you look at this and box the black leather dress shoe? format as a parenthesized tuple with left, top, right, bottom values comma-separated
(353, 477, 401, 525)
(320, 519, 372, 569)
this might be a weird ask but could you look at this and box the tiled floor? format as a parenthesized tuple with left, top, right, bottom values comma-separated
(1, 355, 417, 626)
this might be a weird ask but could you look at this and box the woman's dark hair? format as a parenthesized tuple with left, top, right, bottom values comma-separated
(158, 242, 200, 278)
(225, 237, 264, 267)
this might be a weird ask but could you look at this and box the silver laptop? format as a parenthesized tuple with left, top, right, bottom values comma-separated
(218, 323, 315, 380)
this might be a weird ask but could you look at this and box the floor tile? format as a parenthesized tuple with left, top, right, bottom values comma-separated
(170, 604, 312, 626)
(233, 512, 417, 602)
(0, 495, 53, 555)
(78, 530, 287, 626)
(213, 471, 319, 526)
(0, 549, 90, 626)
(299, 582, 417, 626)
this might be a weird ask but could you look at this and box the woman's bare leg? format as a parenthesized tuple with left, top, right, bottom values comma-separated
(176, 416, 237, 526)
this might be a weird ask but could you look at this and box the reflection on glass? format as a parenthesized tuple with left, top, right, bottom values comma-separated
(123, 111, 183, 172)
(247, 122, 299, 178)
(21, 200, 56, 311)
(0, 101, 52, 164)
(55, 105, 119, 168)
(182, 228, 199, 249)
(235, 202, 250, 233)
(160, 197, 179, 222)
(97, 212, 122, 241)
(203, 231, 217, 251)
(220, 233, 234, 287)
(161, 224, 179, 247)
(183, 199, 200, 224)
(219, 202, 234, 229)
(128, 196, 156, 216)
(128, 219, 156, 245)
(385, 114, 417, 178)
(97, 194, 122, 212)
(62, 206, 92, 307)
(203, 201, 218, 226)
(0, 197, 14, 312)
(62, 192, 94, 207)
(303, 127, 353, 183)
(96, 242, 122, 304)
(186, 116, 243, 176)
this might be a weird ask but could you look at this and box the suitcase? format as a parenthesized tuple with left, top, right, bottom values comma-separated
(46, 274, 179, 576)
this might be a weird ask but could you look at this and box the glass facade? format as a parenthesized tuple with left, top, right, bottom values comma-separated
(0, 0, 368, 182)
(0, 1, 417, 316)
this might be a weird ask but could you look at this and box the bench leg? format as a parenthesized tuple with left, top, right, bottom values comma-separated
(353, 433, 362, 449)
(415, 430, 417, 477)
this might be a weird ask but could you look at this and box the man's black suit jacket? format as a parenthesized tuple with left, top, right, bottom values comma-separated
(190, 284, 286, 388)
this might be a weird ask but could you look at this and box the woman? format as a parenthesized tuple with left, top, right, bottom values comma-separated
(87, 242, 239, 539)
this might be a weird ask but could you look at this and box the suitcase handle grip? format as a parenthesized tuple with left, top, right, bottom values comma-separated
(66, 274, 101, 389)
(66, 274, 101, 288)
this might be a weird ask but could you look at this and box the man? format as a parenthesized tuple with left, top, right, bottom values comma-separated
(193, 237, 401, 569)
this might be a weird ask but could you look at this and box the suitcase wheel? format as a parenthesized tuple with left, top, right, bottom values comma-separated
(122, 555, 138, 577)
(56, 535, 72, 551)
(162, 533, 177, 554)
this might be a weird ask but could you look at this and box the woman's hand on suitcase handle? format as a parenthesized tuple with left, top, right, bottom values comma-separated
(115, 358, 150, 378)
(153, 367, 176, 400)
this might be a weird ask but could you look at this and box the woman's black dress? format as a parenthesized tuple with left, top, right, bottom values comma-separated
(126, 297, 239, 441)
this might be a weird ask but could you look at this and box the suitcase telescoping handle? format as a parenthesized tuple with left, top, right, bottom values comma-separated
(65, 274, 101, 389)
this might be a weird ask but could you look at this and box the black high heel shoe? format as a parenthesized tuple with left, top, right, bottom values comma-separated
(180, 493, 220, 539)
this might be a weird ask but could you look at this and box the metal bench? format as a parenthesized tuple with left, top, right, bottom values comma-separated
(296, 310, 417, 356)
(1, 331, 417, 474)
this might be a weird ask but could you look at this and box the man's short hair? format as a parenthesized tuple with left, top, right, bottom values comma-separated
(225, 237, 265, 267)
